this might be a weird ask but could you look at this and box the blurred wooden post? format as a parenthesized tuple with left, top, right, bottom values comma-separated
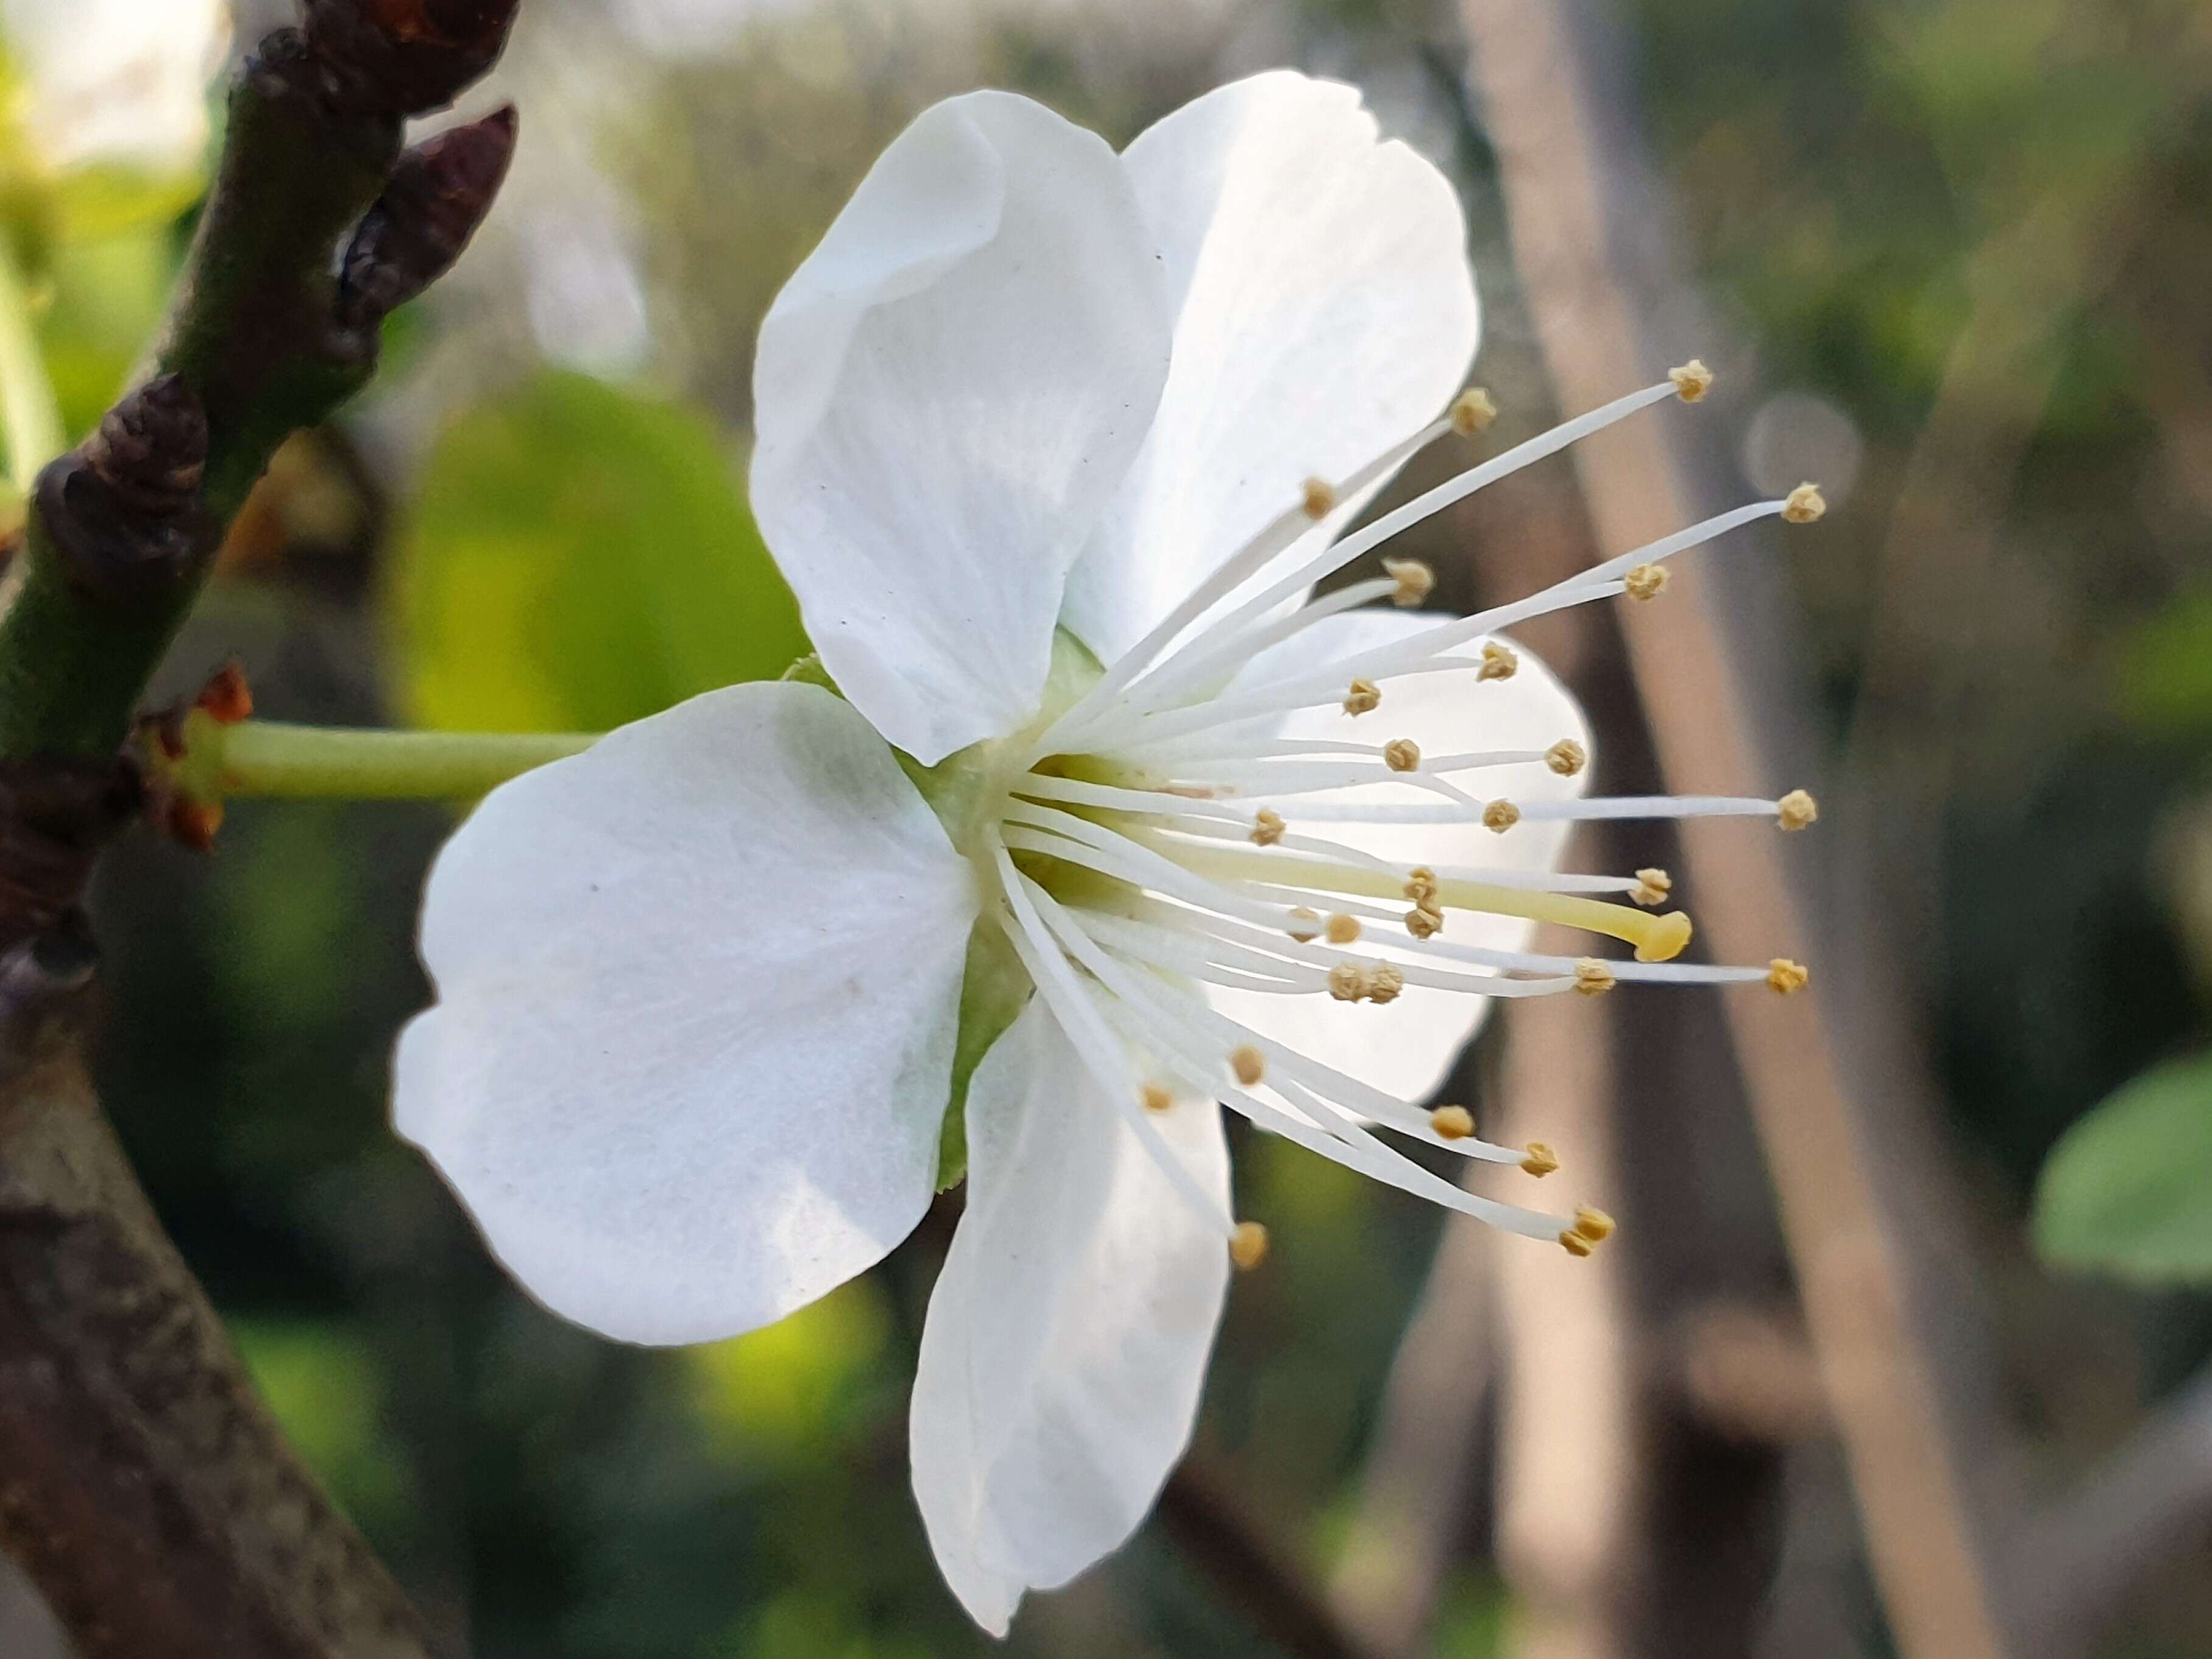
(1455, 4, 2012, 1658)
(1494, 965, 1632, 1659)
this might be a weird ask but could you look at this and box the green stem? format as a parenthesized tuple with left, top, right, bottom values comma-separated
(210, 723, 598, 800)
(0, 240, 65, 496)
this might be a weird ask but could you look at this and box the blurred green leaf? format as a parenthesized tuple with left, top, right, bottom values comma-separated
(2118, 588, 2212, 733)
(234, 1319, 415, 1534)
(686, 1277, 891, 1465)
(393, 370, 808, 734)
(49, 162, 204, 243)
(2034, 1051, 2212, 1284)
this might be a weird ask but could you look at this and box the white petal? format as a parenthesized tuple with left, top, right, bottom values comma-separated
(397, 683, 980, 1347)
(1063, 71, 1480, 664)
(750, 91, 1173, 765)
(1208, 610, 1591, 1103)
(911, 1001, 1231, 1633)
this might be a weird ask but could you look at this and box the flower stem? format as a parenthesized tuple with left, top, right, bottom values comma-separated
(0, 239, 65, 497)
(210, 722, 598, 800)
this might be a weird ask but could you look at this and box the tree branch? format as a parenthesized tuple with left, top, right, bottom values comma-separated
(0, 2, 517, 768)
(0, 3, 522, 1651)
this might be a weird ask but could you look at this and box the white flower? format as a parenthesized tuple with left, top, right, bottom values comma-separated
(395, 71, 1819, 1634)
(2, 0, 228, 175)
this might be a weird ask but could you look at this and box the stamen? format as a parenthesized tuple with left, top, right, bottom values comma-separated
(1431, 1105, 1475, 1140)
(1367, 965, 1405, 1004)
(1141, 1083, 1174, 1113)
(1450, 387, 1498, 435)
(1231, 1045, 1267, 1087)
(1483, 800, 1521, 833)
(1574, 959, 1617, 996)
(1545, 740, 1587, 778)
(1302, 477, 1339, 520)
(1777, 789, 1819, 831)
(989, 859, 1237, 1236)
(1040, 414, 1459, 751)
(1384, 738, 1421, 773)
(1288, 908, 1321, 942)
(1632, 868, 1673, 907)
(1405, 907, 1442, 940)
(1768, 959, 1810, 995)
(1670, 359, 1715, 402)
(1623, 563, 1669, 601)
(1325, 912, 1362, 945)
(1478, 642, 1519, 682)
(1028, 876, 1579, 1231)
(1405, 867, 1438, 906)
(1232, 1221, 1272, 1271)
(1384, 557, 1436, 606)
(1783, 482, 1826, 524)
(1343, 679, 1382, 716)
(1328, 963, 1364, 1002)
(1082, 380, 1689, 744)
(1560, 1232, 1596, 1257)
(1252, 808, 1286, 847)
(1522, 1143, 1561, 1178)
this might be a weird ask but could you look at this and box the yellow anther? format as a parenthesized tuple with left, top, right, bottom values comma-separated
(1545, 739, 1587, 778)
(1231, 1221, 1272, 1271)
(1404, 906, 1442, 940)
(1384, 738, 1421, 773)
(1325, 912, 1361, 946)
(1776, 789, 1818, 832)
(1366, 965, 1405, 1004)
(1478, 642, 1519, 682)
(1559, 1230, 1596, 1257)
(1767, 959, 1810, 995)
(1287, 907, 1322, 943)
(1431, 1104, 1476, 1141)
(1573, 958, 1618, 996)
(1623, 563, 1670, 602)
(1450, 386, 1499, 436)
(1783, 481, 1827, 524)
(1572, 1206, 1617, 1243)
(1384, 556, 1436, 608)
(1230, 1045, 1267, 1087)
(1141, 1083, 1174, 1114)
(1631, 868, 1673, 908)
(1344, 678, 1382, 716)
(1252, 808, 1286, 847)
(1521, 1142, 1561, 1178)
(1404, 867, 1439, 906)
(1483, 800, 1522, 834)
(1670, 358, 1715, 402)
(1302, 477, 1339, 520)
(1328, 963, 1366, 1002)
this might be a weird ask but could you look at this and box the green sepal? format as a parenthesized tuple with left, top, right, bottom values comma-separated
(934, 922, 1030, 1190)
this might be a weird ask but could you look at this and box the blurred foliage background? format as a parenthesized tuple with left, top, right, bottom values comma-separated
(2, 0, 2210, 1654)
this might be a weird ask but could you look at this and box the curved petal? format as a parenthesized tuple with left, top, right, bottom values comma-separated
(912, 1001, 1231, 1633)
(751, 91, 1173, 765)
(1207, 610, 1591, 1103)
(1063, 71, 1481, 665)
(397, 683, 980, 1347)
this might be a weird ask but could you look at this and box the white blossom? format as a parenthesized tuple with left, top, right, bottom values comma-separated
(394, 71, 1817, 1633)
(2, 0, 227, 175)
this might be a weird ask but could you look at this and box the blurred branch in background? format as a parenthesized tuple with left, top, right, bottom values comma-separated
(1454, 1, 2013, 1657)
(0, 3, 520, 1654)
